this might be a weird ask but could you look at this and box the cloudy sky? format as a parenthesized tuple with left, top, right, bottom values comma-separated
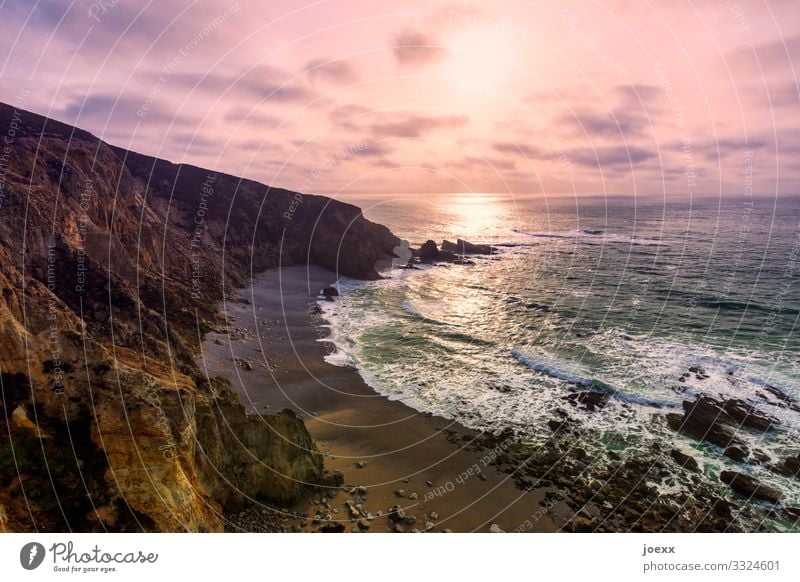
(0, 0, 798, 197)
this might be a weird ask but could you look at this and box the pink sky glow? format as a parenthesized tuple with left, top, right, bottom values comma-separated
(1, 0, 798, 197)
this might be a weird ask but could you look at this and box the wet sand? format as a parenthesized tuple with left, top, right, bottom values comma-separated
(199, 265, 562, 532)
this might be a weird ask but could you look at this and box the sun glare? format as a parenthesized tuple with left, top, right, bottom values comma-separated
(441, 27, 516, 94)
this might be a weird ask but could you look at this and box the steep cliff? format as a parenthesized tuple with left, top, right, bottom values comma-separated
(0, 102, 399, 532)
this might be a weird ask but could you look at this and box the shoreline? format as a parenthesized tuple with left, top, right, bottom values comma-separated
(198, 265, 561, 532)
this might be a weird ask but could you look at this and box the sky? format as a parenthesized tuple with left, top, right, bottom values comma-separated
(0, 0, 798, 197)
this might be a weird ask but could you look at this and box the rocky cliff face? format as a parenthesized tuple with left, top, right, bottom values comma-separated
(0, 102, 399, 532)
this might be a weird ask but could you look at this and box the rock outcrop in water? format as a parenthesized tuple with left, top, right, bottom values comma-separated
(415, 240, 474, 265)
(665, 395, 779, 455)
(441, 239, 496, 255)
(0, 102, 399, 531)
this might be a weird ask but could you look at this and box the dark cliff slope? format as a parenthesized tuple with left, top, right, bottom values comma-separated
(0, 102, 399, 532)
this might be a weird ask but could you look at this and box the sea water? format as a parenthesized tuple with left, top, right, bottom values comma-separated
(322, 193, 800, 503)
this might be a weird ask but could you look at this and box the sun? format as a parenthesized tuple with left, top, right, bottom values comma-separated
(440, 26, 516, 95)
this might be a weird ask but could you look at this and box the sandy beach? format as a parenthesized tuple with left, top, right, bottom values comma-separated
(198, 265, 562, 532)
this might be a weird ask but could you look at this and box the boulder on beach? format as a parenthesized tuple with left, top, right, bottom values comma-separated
(321, 286, 339, 297)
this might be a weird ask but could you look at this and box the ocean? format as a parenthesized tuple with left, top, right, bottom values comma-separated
(323, 193, 800, 505)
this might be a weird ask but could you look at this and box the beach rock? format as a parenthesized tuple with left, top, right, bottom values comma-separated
(665, 397, 744, 449)
(408, 492, 418, 500)
(723, 445, 749, 463)
(441, 239, 495, 255)
(323, 470, 345, 487)
(388, 505, 406, 522)
(720, 471, 783, 503)
(428, 511, 439, 520)
(419, 240, 440, 261)
(770, 454, 800, 479)
(233, 356, 254, 371)
(669, 449, 700, 472)
(751, 449, 771, 465)
(416, 240, 473, 265)
(721, 399, 779, 432)
(569, 516, 594, 532)
(355, 460, 367, 468)
(548, 417, 573, 434)
(321, 286, 339, 298)
(319, 522, 345, 533)
(761, 385, 800, 412)
(564, 390, 609, 412)
(489, 523, 505, 533)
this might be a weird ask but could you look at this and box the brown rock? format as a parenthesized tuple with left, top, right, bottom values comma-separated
(669, 448, 700, 472)
(564, 390, 609, 412)
(720, 471, 783, 503)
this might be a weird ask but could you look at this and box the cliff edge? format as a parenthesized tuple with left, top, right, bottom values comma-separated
(0, 102, 399, 531)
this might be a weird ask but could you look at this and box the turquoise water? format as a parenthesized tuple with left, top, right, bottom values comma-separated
(325, 194, 800, 502)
